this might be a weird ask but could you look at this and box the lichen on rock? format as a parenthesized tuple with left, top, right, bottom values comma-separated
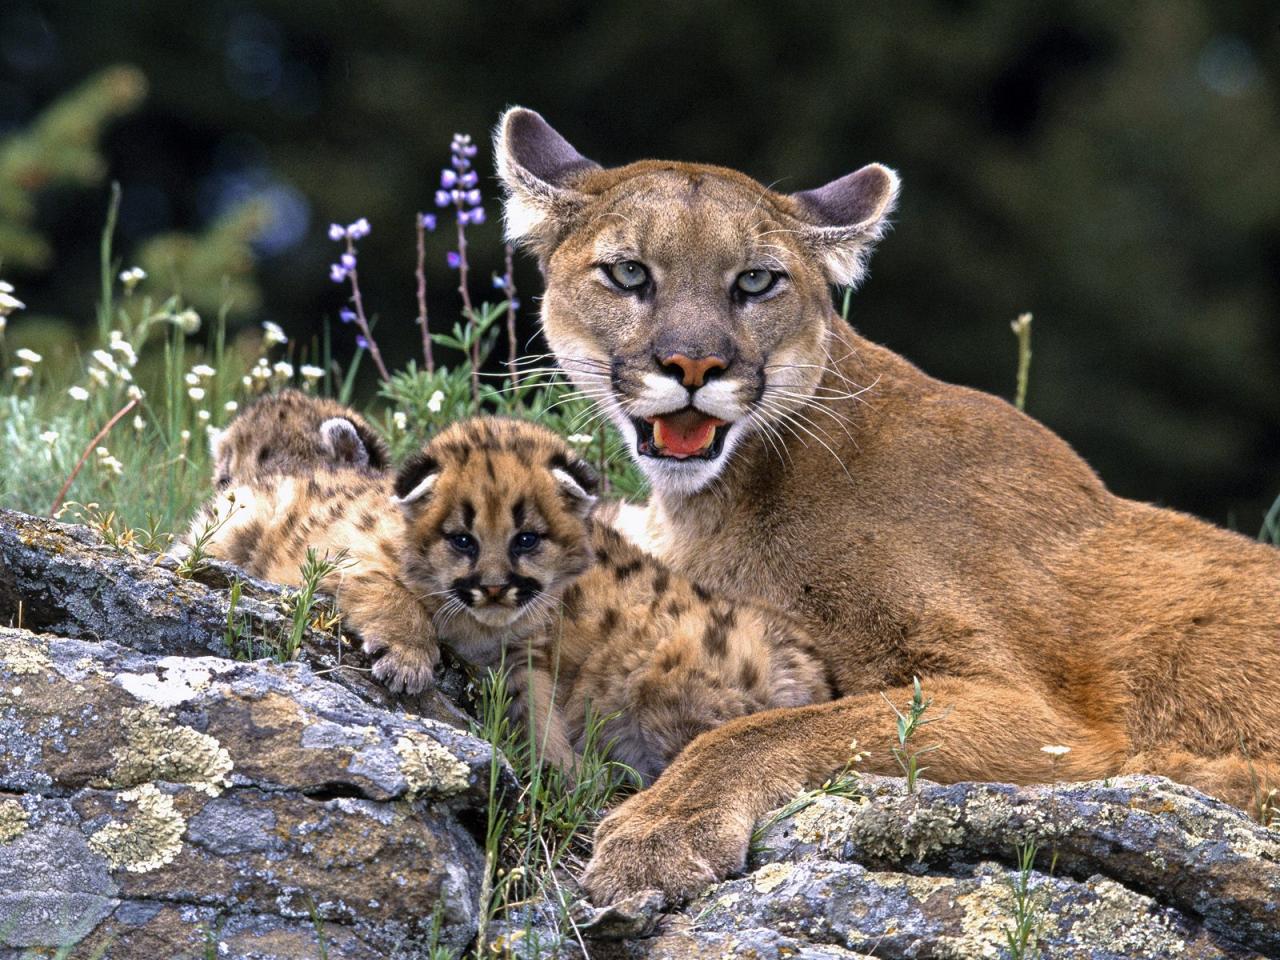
(105, 704, 233, 796)
(394, 730, 472, 798)
(87, 782, 186, 873)
(0, 796, 28, 842)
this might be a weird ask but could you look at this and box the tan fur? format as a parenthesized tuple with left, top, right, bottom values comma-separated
(494, 107, 1280, 904)
(394, 417, 831, 783)
(177, 392, 439, 691)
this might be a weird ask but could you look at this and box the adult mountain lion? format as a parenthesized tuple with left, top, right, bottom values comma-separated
(494, 107, 1280, 905)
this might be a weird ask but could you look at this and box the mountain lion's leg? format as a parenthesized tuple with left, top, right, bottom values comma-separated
(582, 677, 1129, 904)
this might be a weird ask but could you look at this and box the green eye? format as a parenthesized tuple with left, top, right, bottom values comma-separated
(605, 260, 649, 291)
(735, 269, 778, 296)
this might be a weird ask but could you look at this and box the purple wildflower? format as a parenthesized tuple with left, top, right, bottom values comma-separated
(347, 217, 371, 239)
(339, 308, 356, 324)
(446, 251, 461, 269)
(329, 263, 348, 283)
(434, 190, 450, 208)
(328, 223, 346, 241)
(340, 252, 357, 270)
(440, 170, 458, 188)
(460, 171, 478, 189)
(355, 335, 369, 350)
(419, 213, 437, 231)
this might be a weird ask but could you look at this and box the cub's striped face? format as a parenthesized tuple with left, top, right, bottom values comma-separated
(496, 107, 899, 497)
(395, 418, 598, 633)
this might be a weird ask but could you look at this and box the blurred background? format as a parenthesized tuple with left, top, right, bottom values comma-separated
(1, 0, 1277, 530)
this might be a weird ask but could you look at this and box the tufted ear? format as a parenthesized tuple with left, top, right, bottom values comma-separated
(494, 107, 600, 259)
(549, 451, 599, 517)
(789, 164, 900, 289)
(392, 451, 440, 511)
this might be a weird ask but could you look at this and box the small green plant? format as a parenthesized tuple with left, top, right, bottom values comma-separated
(1004, 839, 1044, 960)
(223, 576, 251, 658)
(881, 676, 947, 793)
(173, 500, 237, 579)
(1260, 492, 1280, 547)
(279, 548, 348, 663)
(750, 738, 866, 851)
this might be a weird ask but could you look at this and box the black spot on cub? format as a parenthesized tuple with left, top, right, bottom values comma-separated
(613, 559, 642, 581)
(651, 567, 670, 595)
(461, 500, 476, 530)
(257, 446, 273, 464)
(739, 661, 761, 690)
(692, 582, 713, 603)
(599, 607, 620, 639)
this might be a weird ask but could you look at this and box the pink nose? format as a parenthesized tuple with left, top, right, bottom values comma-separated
(662, 353, 728, 388)
(483, 584, 505, 599)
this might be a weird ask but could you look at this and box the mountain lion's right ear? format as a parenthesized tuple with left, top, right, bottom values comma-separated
(494, 107, 600, 259)
(392, 452, 440, 512)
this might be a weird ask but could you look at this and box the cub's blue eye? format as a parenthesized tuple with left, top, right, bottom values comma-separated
(735, 269, 778, 296)
(447, 533, 477, 554)
(511, 531, 541, 555)
(605, 260, 649, 291)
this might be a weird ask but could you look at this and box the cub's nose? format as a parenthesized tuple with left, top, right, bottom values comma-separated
(659, 353, 728, 388)
(482, 584, 505, 600)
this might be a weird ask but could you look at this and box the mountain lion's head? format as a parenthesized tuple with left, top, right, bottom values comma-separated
(495, 107, 898, 497)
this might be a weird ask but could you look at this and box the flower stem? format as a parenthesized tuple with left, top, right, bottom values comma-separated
(50, 397, 138, 517)
(454, 216, 478, 407)
(345, 237, 391, 383)
(504, 244, 519, 390)
(415, 213, 434, 374)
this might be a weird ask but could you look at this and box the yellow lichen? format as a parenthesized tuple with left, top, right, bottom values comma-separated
(105, 705, 233, 796)
(751, 861, 794, 893)
(0, 798, 29, 843)
(0, 636, 51, 676)
(88, 783, 186, 873)
(393, 732, 470, 798)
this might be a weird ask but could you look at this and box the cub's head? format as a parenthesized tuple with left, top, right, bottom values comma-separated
(495, 106, 898, 496)
(209, 389, 388, 489)
(393, 417, 598, 641)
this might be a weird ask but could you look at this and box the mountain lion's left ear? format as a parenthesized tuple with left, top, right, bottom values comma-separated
(494, 106, 601, 260)
(789, 164, 900, 288)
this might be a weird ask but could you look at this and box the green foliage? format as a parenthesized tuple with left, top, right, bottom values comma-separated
(1004, 840, 1045, 960)
(882, 676, 948, 793)
(0, 67, 146, 270)
(281, 548, 347, 663)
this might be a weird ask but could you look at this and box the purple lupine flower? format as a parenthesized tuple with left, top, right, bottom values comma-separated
(460, 171, 478, 189)
(440, 170, 458, 188)
(464, 189, 481, 207)
(347, 218, 371, 239)
(446, 251, 461, 269)
(419, 213, 437, 231)
(328, 223, 346, 241)
(434, 190, 450, 208)
(330, 263, 348, 283)
(492, 275, 507, 290)
(355, 335, 369, 350)
(339, 308, 356, 324)
(469, 207, 486, 225)
(340, 252, 357, 270)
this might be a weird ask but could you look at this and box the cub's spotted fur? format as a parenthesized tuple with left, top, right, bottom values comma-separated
(394, 417, 831, 782)
(177, 391, 440, 692)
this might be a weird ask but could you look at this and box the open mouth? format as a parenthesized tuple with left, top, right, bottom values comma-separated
(633, 409, 729, 461)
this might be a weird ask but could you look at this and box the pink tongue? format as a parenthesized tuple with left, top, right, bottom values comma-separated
(652, 412, 723, 457)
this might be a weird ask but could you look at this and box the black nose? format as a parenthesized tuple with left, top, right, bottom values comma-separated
(657, 353, 729, 388)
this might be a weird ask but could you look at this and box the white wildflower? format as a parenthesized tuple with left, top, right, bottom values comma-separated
(92, 349, 119, 373)
(426, 390, 445, 414)
(224, 400, 238, 413)
(109, 334, 138, 367)
(15, 348, 42, 364)
(68, 386, 90, 401)
(300, 364, 323, 381)
(11, 365, 32, 380)
(0, 281, 12, 292)
(95, 446, 110, 458)
(191, 364, 216, 378)
(126, 385, 144, 401)
(116, 366, 132, 382)
(132, 416, 146, 432)
(87, 367, 109, 387)
(180, 429, 191, 443)
(184, 372, 200, 386)
(0, 289, 25, 317)
(392, 411, 407, 431)
(241, 375, 253, 389)
(188, 386, 206, 401)
(262, 321, 287, 346)
(1041, 745, 1072, 758)
(118, 266, 147, 291)
(567, 433, 594, 445)
(172, 309, 201, 335)
(100, 455, 124, 475)
(197, 409, 210, 423)
(272, 361, 293, 380)
(39, 431, 58, 445)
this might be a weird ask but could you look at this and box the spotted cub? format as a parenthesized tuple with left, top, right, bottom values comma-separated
(394, 417, 832, 782)
(176, 390, 440, 692)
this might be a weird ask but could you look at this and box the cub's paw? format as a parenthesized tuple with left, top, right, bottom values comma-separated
(365, 637, 439, 694)
(581, 794, 749, 906)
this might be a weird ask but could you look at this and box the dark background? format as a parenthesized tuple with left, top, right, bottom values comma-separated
(3, 0, 1278, 530)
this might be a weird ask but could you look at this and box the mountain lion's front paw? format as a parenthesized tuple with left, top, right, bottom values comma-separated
(582, 792, 749, 906)
(365, 636, 438, 694)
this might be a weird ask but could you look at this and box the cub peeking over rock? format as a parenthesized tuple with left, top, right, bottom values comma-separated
(175, 390, 441, 692)
(393, 416, 832, 782)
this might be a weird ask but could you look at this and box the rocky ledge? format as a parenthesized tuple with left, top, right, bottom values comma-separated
(2, 507, 1278, 959)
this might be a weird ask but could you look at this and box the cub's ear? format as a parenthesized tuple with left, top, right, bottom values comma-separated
(319, 417, 382, 469)
(392, 451, 440, 511)
(789, 163, 900, 289)
(494, 106, 600, 259)
(549, 452, 599, 517)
